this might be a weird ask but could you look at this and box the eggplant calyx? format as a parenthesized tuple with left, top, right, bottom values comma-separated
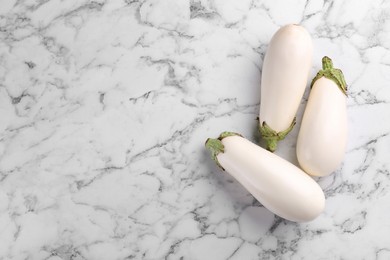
(259, 118, 296, 152)
(205, 131, 242, 170)
(311, 56, 347, 96)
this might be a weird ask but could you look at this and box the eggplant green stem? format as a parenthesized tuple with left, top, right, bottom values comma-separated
(311, 56, 347, 96)
(205, 131, 242, 171)
(258, 118, 296, 152)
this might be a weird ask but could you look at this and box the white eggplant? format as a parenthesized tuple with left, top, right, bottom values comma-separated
(297, 56, 348, 177)
(259, 24, 313, 151)
(205, 132, 325, 222)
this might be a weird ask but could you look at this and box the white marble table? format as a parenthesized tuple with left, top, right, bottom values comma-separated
(1, 0, 390, 259)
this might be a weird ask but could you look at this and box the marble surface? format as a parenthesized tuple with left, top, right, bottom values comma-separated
(1, 0, 390, 259)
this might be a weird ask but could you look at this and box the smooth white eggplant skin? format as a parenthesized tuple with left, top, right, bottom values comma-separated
(259, 24, 313, 152)
(206, 133, 325, 222)
(297, 57, 348, 177)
